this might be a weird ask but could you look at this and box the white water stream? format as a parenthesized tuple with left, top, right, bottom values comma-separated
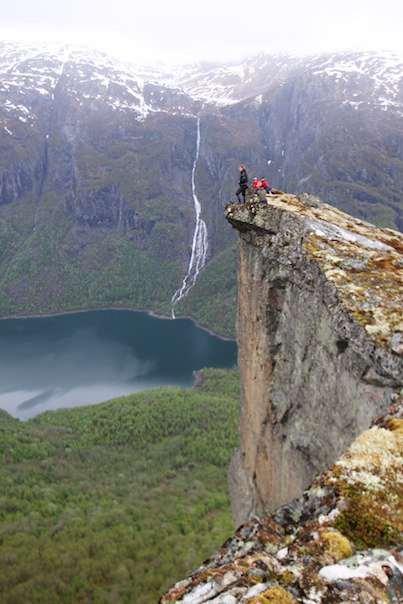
(171, 117, 208, 318)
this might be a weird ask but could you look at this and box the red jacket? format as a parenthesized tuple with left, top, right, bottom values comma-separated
(252, 178, 262, 191)
(261, 178, 270, 189)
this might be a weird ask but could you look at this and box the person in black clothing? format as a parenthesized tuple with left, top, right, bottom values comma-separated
(236, 164, 248, 203)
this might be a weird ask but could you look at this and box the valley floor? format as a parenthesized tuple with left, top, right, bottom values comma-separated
(0, 368, 240, 603)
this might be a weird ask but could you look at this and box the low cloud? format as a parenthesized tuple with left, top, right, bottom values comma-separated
(1, 0, 402, 63)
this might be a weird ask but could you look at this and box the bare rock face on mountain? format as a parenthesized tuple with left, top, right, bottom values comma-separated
(161, 194, 403, 603)
(226, 193, 403, 525)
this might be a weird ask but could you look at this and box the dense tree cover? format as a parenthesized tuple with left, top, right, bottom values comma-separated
(0, 203, 181, 321)
(0, 198, 237, 337)
(0, 369, 240, 603)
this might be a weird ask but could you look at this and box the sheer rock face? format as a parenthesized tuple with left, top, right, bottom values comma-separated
(161, 194, 403, 603)
(226, 193, 402, 525)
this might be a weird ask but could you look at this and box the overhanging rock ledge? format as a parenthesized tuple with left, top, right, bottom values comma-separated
(227, 192, 402, 525)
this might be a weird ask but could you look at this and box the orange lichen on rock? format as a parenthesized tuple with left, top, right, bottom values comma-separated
(227, 191, 403, 351)
(304, 233, 402, 347)
(249, 586, 297, 603)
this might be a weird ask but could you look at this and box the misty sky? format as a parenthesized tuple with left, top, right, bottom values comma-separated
(1, 0, 403, 64)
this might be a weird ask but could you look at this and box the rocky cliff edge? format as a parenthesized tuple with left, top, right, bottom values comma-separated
(228, 193, 402, 526)
(229, 193, 402, 352)
(162, 193, 402, 603)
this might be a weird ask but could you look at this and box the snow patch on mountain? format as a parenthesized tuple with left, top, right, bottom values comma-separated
(0, 42, 177, 123)
(0, 41, 402, 123)
(309, 51, 403, 112)
(162, 51, 403, 111)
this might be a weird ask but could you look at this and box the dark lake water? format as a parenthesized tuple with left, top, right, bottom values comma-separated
(0, 310, 237, 420)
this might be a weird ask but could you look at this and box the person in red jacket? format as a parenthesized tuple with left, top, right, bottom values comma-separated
(252, 177, 262, 192)
(261, 177, 272, 193)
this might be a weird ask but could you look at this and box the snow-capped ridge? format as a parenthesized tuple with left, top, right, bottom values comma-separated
(0, 40, 197, 126)
(0, 40, 402, 133)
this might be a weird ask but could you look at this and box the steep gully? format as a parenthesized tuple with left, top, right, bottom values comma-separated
(33, 49, 69, 229)
(171, 117, 208, 318)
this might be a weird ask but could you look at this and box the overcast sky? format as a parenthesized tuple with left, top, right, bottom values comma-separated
(1, 0, 403, 64)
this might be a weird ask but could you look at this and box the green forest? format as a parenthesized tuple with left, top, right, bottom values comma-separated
(0, 369, 240, 603)
(0, 201, 237, 338)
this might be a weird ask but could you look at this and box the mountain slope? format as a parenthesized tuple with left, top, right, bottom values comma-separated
(0, 42, 402, 334)
(171, 51, 403, 111)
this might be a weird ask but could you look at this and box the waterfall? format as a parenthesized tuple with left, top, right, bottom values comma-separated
(171, 117, 208, 318)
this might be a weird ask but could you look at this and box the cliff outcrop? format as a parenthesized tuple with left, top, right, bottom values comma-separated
(161, 193, 403, 603)
(227, 193, 402, 525)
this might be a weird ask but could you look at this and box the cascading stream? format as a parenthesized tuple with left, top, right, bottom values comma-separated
(171, 117, 208, 318)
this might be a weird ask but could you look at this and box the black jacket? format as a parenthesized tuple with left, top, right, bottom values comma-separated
(239, 169, 248, 188)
